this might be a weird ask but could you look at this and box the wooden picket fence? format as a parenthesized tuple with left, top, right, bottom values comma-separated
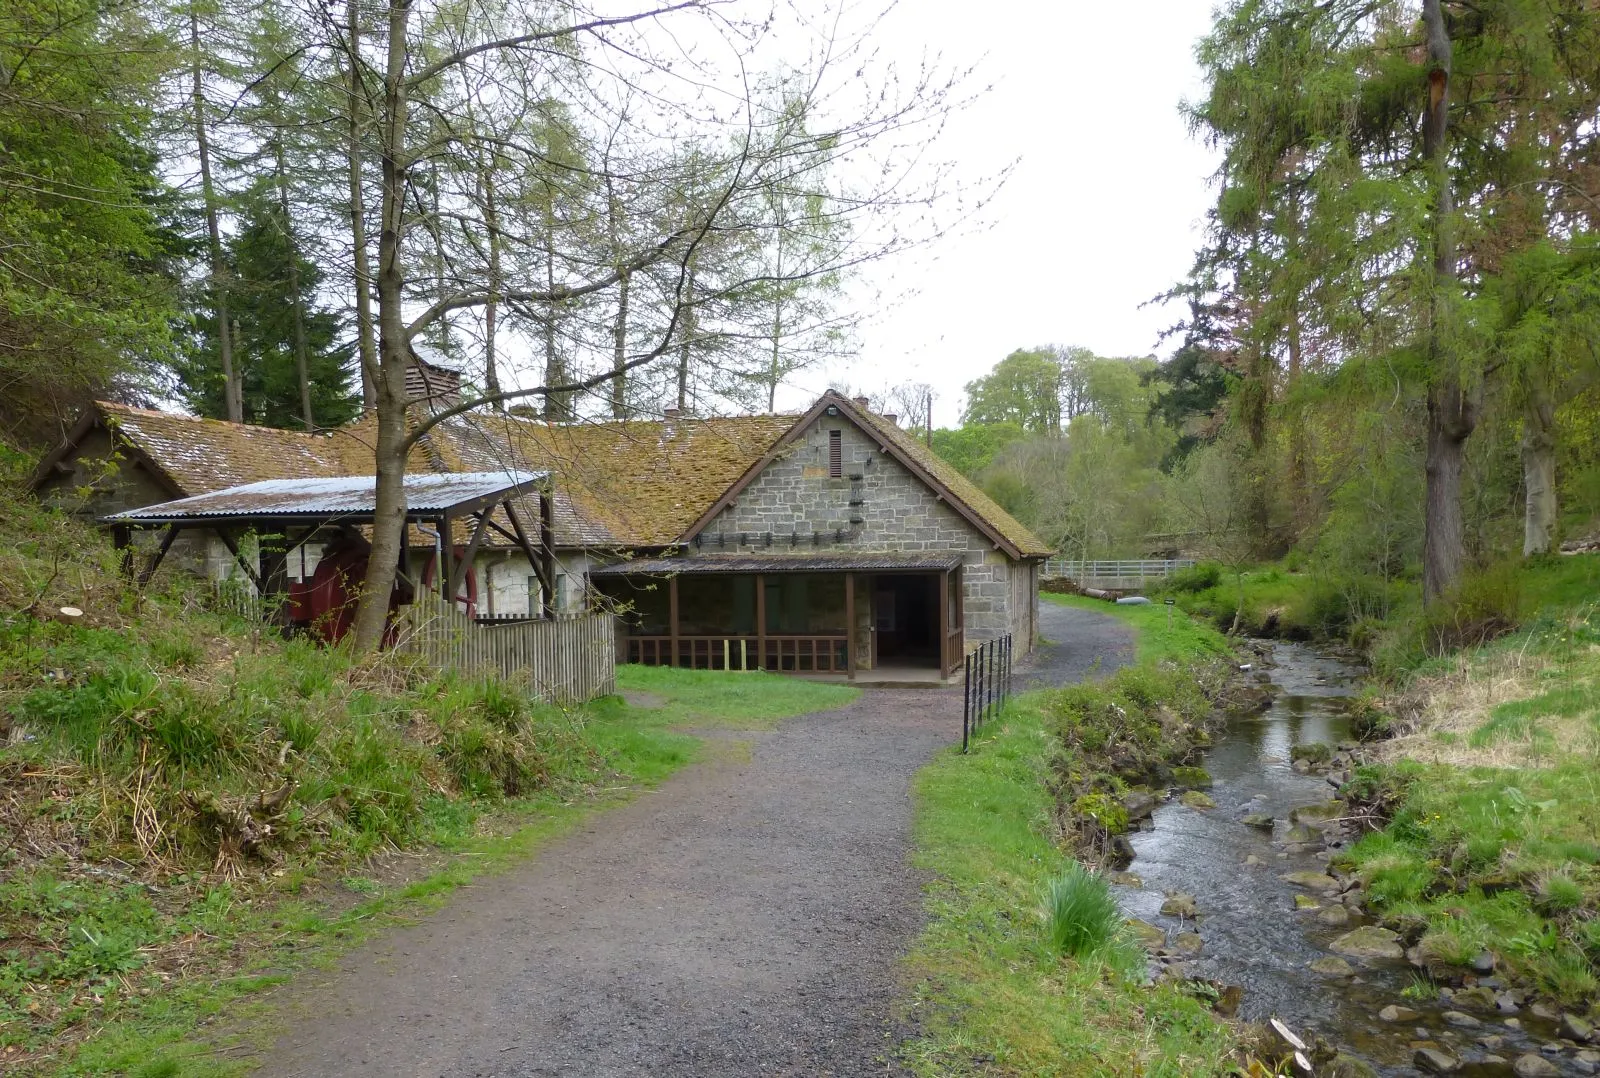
(396, 592, 616, 705)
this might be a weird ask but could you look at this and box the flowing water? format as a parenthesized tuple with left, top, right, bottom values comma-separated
(1115, 641, 1582, 1077)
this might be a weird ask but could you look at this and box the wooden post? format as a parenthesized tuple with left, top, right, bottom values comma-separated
(539, 490, 557, 619)
(439, 511, 454, 603)
(668, 574, 680, 669)
(938, 569, 950, 678)
(845, 572, 856, 680)
(755, 573, 766, 671)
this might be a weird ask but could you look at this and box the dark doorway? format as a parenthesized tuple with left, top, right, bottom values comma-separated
(872, 573, 939, 666)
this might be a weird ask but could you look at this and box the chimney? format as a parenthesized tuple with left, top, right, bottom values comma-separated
(883, 413, 898, 425)
(404, 357, 463, 408)
(852, 396, 869, 408)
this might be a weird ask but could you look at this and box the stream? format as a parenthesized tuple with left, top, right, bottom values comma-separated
(1115, 641, 1589, 1078)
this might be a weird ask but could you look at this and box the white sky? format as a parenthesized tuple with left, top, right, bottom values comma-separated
(782, 1, 1223, 426)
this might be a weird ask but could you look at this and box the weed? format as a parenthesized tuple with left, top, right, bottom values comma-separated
(1043, 863, 1123, 959)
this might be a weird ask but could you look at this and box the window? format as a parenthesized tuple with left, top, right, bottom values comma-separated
(828, 429, 843, 477)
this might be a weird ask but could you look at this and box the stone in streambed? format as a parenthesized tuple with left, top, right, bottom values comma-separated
(1122, 789, 1157, 822)
(1171, 931, 1204, 957)
(1281, 870, 1341, 892)
(1451, 985, 1496, 1011)
(1329, 926, 1405, 960)
(1284, 823, 1322, 844)
(1170, 765, 1212, 789)
(1110, 871, 1143, 888)
(1512, 1055, 1562, 1078)
(1325, 1055, 1378, 1078)
(1293, 893, 1321, 910)
(1441, 1010, 1479, 1028)
(1290, 800, 1345, 824)
(1563, 1012, 1597, 1042)
(1310, 955, 1354, 976)
(1380, 1004, 1419, 1022)
(1413, 1046, 1461, 1073)
(1160, 891, 1198, 918)
(1126, 919, 1165, 952)
(1317, 905, 1352, 927)
(1180, 790, 1217, 809)
(1240, 812, 1275, 829)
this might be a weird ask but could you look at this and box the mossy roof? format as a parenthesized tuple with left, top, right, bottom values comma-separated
(58, 398, 1049, 559)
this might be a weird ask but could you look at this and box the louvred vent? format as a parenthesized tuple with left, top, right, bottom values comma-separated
(828, 429, 842, 478)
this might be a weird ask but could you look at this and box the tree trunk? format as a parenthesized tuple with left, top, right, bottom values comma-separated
(274, 140, 314, 429)
(541, 186, 569, 419)
(611, 269, 630, 418)
(483, 172, 502, 410)
(677, 255, 695, 413)
(1522, 375, 1557, 556)
(191, 6, 240, 423)
(346, 0, 378, 412)
(1420, 0, 1474, 607)
(349, 0, 414, 654)
(1285, 293, 1310, 532)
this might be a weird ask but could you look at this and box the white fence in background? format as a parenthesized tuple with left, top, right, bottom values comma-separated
(1041, 559, 1197, 586)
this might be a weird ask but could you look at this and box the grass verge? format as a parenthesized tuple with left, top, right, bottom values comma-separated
(902, 697, 1237, 1076)
(903, 597, 1242, 1074)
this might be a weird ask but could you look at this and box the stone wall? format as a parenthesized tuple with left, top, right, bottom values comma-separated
(706, 415, 1036, 653)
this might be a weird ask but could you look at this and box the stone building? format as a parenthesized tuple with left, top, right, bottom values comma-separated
(31, 388, 1050, 677)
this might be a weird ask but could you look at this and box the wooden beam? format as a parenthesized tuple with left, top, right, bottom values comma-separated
(213, 529, 264, 592)
(755, 573, 765, 671)
(539, 490, 557, 619)
(845, 572, 856, 680)
(113, 524, 133, 578)
(668, 574, 680, 669)
(448, 510, 490, 604)
(136, 524, 180, 586)
(503, 499, 553, 613)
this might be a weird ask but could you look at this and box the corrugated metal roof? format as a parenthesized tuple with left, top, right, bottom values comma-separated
(103, 470, 545, 523)
(590, 551, 963, 575)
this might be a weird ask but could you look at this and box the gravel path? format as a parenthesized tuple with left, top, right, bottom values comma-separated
(249, 603, 1133, 1078)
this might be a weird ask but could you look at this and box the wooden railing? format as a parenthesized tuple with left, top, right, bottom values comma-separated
(398, 593, 616, 704)
(626, 634, 849, 673)
(1041, 558, 1196, 583)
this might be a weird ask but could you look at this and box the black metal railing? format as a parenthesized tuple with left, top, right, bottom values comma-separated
(962, 633, 1013, 752)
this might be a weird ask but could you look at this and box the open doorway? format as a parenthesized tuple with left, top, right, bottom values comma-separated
(872, 573, 939, 666)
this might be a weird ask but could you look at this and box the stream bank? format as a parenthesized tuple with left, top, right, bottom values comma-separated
(1116, 641, 1598, 1078)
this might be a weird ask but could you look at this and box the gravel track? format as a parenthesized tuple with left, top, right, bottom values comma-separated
(249, 602, 1132, 1078)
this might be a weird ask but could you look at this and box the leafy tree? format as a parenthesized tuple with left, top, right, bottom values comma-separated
(175, 191, 359, 428)
(962, 347, 1065, 434)
(0, 0, 182, 444)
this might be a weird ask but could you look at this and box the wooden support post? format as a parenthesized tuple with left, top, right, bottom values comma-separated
(668, 574, 680, 669)
(113, 524, 133, 578)
(439, 511, 454, 603)
(449, 511, 490, 605)
(137, 525, 180, 586)
(845, 572, 856, 680)
(755, 573, 766, 671)
(938, 569, 950, 677)
(539, 490, 556, 619)
(214, 529, 264, 592)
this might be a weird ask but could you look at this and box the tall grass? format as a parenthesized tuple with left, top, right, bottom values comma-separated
(1044, 862, 1123, 959)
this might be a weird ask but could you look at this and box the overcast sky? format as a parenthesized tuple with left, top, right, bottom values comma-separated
(782, 2, 1224, 425)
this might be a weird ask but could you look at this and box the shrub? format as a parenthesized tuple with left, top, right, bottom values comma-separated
(1161, 561, 1223, 594)
(1044, 862, 1123, 959)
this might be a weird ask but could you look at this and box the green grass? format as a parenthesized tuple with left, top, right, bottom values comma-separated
(1042, 593, 1234, 666)
(1044, 864, 1126, 961)
(1337, 757, 1600, 1004)
(0, 485, 859, 1074)
(902, 701, 1236, 1076)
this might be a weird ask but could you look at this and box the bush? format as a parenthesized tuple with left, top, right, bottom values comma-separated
(1044, 862, 1123, 959)
(1161, 561, 1223, 594)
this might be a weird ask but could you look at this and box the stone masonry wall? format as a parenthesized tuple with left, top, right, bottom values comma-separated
(707, 415, 1034, 653)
